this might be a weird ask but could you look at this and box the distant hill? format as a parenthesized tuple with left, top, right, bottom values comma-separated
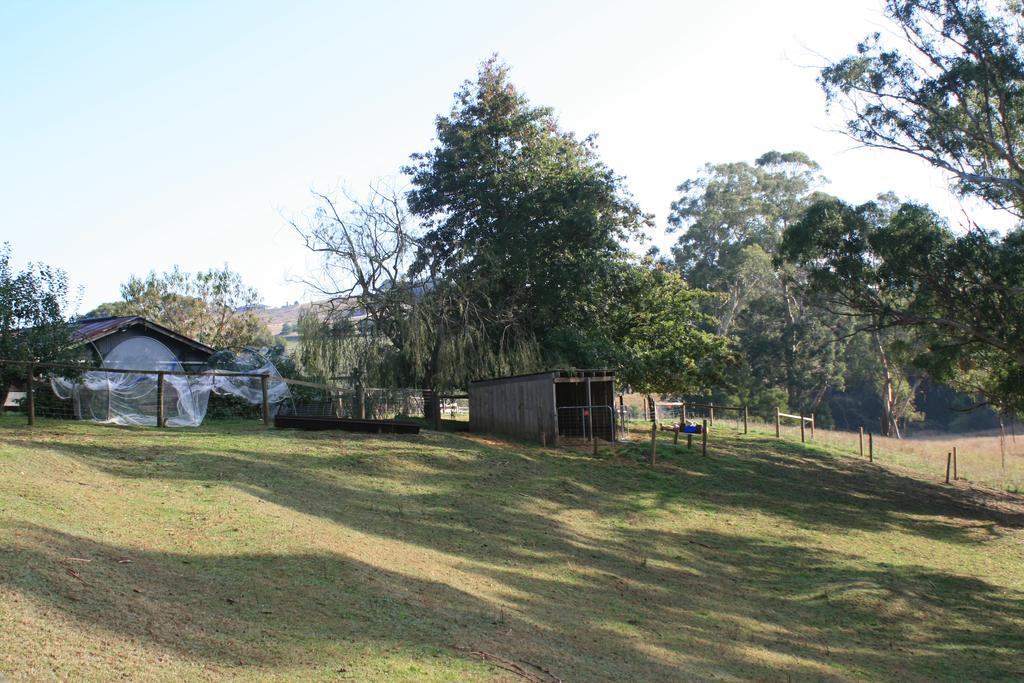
(256, 298, 365, 342)
(255, 301, 312, 337)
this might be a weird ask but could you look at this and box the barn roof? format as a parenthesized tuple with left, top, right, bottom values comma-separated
(71, 316, 217, 356)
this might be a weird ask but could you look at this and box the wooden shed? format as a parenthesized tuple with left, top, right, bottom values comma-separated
(468, 369, 617, 444)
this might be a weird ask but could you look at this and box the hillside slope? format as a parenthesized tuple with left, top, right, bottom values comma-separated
(1, 419, 1023, 681)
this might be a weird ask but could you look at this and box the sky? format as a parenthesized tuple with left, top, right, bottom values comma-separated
(0, 0, 1002, 312)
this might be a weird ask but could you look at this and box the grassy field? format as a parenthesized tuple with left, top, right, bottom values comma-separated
(693, 417, 1024, 493)
(2, 416, 1024, 681)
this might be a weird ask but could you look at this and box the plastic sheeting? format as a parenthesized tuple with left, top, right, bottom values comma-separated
(50, 339, 291, 427)
(208, 347, 291, 411)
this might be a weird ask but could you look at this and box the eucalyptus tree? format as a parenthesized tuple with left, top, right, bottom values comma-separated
(821, 0, 1024, 217)
(668, 152, 843, 416)
(781, 197, 1024, 415)
(803, 0, 1024, 415)
(88, 266, 271, 350)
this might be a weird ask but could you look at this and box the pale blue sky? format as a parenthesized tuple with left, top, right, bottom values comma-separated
(0, 1, 993, 311)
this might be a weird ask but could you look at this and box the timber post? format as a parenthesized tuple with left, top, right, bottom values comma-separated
(702, 419, 708, 456)
(953, 446, 958, 480)
(742, 405, 748, 435)
(681, 401, 687, 424)
(26, 362, 35, 426)
(868, 433, 874, 462)
(859, 427, 864, 457)
(585, 377, 594, 444)
(650, 419, 657, 465)
(946, 451, 952, 484)
(775, 408, 781, 438)
(261, 374, 271, 426)
(810, 414, 815, 440)
(709, 402, 715, 427)
(800, 413, 806, 443)
(157, 371, 166, 427)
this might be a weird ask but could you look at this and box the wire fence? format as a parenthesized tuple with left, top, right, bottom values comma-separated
(1, 360, 435, 428)
(556, 405, 620, 443)
(651, 401, 749, 434)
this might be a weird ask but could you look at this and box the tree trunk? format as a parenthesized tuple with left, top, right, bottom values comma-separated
(780, 279, 800, 408)
(874, 331, 901, 438)
(422, 329, 444, 422)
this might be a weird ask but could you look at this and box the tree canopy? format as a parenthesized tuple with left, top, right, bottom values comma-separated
(88, 266, 272, 350)
(296, 57, 733, 396)
(821, 0, 1024, 217)
(0, 243, 80, 412)
(781, 196, 1024, 412)
(797, 0, 1024, 415)
(667, 152, 843, 416)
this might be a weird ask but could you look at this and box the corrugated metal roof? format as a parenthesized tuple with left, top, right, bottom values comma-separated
(71, 316, 142, 341)
(71, 316, 216, 355)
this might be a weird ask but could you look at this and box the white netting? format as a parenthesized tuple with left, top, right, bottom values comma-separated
(49, 341, 290, 427)
(209, 348, 291, 412)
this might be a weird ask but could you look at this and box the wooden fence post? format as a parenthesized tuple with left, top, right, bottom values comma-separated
(673, 426, 679, 445)
(775, 408, 781, 438)
(702, 419, 708, 456)
(946, 451, 952, 484)
(26, 362, 35, 426)
(800, 413, 806, 443)
(859, 427, 864, 457)
(810, 414, 815, 440)
(261, 374, 271, 426)
(585, 377, 595, 445)
(868, 433, 874, 462)
(650, 420, 657, 465)
(687, 432, 693, 449)
(681, 401, 687, 424)
(743, 406, 748, 435)
(709, 403, 715, 427)
(156, 371, 166, 428)
(953, 446, 958, 480)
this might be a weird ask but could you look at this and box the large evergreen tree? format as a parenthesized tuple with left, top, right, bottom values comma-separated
(400, 57, 731, 391)
(404, 57, 647, 370)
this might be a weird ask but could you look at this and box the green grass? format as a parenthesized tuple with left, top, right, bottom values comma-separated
(2, 417, 1024, 681)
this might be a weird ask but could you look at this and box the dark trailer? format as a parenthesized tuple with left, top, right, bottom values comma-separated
(468, 369, 616, 445)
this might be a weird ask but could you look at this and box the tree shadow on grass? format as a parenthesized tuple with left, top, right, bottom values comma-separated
(637, 433, 1024, 539)
(0, 521, 514, 679)
(4, 519, 1024, 681)
(4, 423, 1024, 679)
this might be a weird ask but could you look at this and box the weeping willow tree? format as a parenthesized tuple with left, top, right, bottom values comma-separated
(290, 181, 543, 392)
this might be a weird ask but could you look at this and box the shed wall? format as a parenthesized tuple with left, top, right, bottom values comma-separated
(469, 374, 557, 443)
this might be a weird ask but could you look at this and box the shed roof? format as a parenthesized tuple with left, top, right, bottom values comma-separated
(469, 368, 615, 387)
(71, 316, 217, 356)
